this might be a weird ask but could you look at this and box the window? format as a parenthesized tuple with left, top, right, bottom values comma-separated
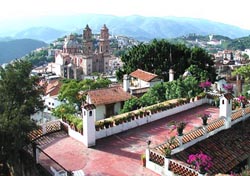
(222, 100, 224, 105)
(89, 111, 92, 116)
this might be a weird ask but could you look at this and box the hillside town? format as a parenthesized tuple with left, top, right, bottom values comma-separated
(1, 23, 250, 176)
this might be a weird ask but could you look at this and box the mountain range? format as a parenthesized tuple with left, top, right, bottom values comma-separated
(0, 14, 250, 42)
(0, 39, 48, 64)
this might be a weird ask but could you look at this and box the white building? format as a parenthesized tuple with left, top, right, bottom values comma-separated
(85, 86, 132, 120)
(123, 69, 162, 96)
(31, 80, 63, 124)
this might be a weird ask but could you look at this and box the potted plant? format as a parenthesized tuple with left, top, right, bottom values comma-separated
(127, 113, 133, 122)
(167, 121, 187, 136)
(138, 110, 144, 118)
(114, 117, 121, 126)
(214, 97, 219, 107)
(238, 95, 247, 108)
(232, 100, 240, 110)
(163, 136, 176, 158)
(141, 154, 146, 167)
(187, 152, 213, 174)
(95, 121, 100, 131)
(76, 121, 83, 134)
(95, 121, 104, 131)
(104, 119, 113, 128)
(197, 113, 211, 126)
(164, 146, 171, 158)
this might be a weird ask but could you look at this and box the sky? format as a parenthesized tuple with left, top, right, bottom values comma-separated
(1, 0, 250, 29)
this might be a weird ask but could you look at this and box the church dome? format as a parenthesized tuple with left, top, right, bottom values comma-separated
(64, 35, 79, 49)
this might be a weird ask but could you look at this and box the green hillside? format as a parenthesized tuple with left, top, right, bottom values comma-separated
(227, 35, 250, 50)
(0, 39, 48, 64)
(171, 34, 250, 51)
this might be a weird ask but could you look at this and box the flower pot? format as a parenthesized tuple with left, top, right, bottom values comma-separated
(95, 126, 100, 131)
(199, 166, 206, 174)
(142, 158, 146, 167)
(141, 154, 146, 167)
(202, 118, 208, 126)
(177, 128, 183, 136)
(241, 102, 246, 108)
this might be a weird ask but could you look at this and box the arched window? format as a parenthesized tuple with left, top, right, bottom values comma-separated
(89, 110, 92, 116)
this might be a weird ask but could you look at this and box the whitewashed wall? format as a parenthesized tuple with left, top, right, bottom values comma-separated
(96, 98, 207, 139)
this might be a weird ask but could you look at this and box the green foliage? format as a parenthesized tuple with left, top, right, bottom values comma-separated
(187, 65, 209, 82)
(242, 84, 250, 99)
(117, 39, 216, 81)
(164, 78, 201, 100)
(139, 83, 166, 107)
(0, 60, 44, 172)
(120, 75, 202, 113)
(23, 49, 52, 67)
(52, 103, 77, 118)
(120, 97, 140, 114)
(227, 36, 250, 50)
(232, 65, 250, 81)
(59, 78, 111, 108)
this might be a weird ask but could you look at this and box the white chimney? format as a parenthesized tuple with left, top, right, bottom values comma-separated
(169, 69, 174, 82)
(123, 74, 130, 92)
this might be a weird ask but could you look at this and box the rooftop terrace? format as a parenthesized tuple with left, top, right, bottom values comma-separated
(33, 104, 219, 175)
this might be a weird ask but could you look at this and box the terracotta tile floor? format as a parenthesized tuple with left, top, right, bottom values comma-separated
(39, 104, 219, 176)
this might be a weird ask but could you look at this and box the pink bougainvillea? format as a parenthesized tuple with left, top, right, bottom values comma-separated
(238, 95, 246, 102)
(223, 84, 233, 92)
(199, 80, 211, 89)
(187, 152, 213, 171)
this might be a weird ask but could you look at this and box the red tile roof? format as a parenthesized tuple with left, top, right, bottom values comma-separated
(223, 93, 234, 100)
(130, 69, 158, 82)
(172, 118, 250, 175)
(87, 86, 132, 106)
(83, 104, 96, 110)
(45, 80, 62, 96)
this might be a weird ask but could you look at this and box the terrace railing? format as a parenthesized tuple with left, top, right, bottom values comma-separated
(147, 105, 250, 175)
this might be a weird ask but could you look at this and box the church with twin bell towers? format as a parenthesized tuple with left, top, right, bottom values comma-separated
(54, 24, 111, 79)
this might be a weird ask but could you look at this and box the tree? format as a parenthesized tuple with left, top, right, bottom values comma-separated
(116, 39, 216, 81)
(242, 53, 249, 60)
(233, 65, 250, 97)
(187, 65, 209, 82)
(58, 78, 112, 109)
(120, 97, 140, 114)
(52, 104, 77, 118)
(0, 60, 44, 175)
(232, 65, 250, 81)
(120, 75, 203, 113)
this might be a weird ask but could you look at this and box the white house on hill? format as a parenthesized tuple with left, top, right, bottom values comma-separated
(31, 80, 62, 124)
(123, 69, 162, 96)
